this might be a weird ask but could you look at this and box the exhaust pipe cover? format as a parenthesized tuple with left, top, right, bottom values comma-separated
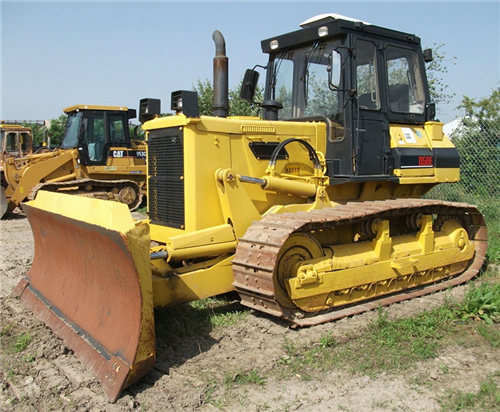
(212, 30, 229, 117)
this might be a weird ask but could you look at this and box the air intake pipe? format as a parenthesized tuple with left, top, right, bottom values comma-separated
(212, 30, 229, 118)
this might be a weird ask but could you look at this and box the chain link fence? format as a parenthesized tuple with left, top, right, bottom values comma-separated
(426, 117, 500, 262)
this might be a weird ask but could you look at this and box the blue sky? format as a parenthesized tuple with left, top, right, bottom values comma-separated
(1, 1, 499, 123)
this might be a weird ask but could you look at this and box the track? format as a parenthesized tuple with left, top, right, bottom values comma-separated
(28, 178, 143, 211)
(232, 199, 488, 326)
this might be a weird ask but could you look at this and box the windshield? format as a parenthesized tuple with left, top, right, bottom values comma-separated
(269, 40, 343, 121)
(4, 132, 18, 151)
(61, 112, 83, 149)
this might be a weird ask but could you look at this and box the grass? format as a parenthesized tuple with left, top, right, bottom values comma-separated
(277, 304, 457, 379)
(197, 368, 266, 408)
(318, 331, 337, 348)
(439, 371, 500, 412)
(0, 323, 14, 338)
(0, 325, 33, 354)
(13, 333, 33, 352)
(426, 186, 500, 264)
(135, 205, 147, 216)
(276, 268, 500, 381)
(154, 293, 248, 347)
(486, 218, 500, 264)
(477, 323, 500, 348)
(223, 369, 267, 387)
(481, 203, 500, 263)
(334, 305, 452, 375)
(190, 296, 248, 328)
(200, 381, 219, 406)
(455, 281, 500, 324)
(357, 306, 451, 365)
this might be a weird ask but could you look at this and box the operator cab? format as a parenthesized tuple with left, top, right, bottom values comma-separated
(243, 13, 435, 180)
(1, 125, 33, 160)
(61, 105, 137, 166)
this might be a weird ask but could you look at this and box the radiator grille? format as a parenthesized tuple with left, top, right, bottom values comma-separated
(148, 128, 184, 228)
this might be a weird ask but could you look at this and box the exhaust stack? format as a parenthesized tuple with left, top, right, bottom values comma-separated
(212, 30, 229, 117)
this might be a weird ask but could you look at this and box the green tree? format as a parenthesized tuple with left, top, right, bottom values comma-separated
(425, 43, 457, 105)
(194, 79, 214, 116)
(460, 86, 500, 123)
(304, 74, 338, 118)
(229, 84, 263, 117)
(129, 124, 145, 141)
(26, 115, 67, 147)
(193, 77, 263, 117)
(46, 115, 67, 146)
(25, 122, 45, 147)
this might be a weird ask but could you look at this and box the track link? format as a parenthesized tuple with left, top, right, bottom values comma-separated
(28, 178, 143, 211)
(232, 199, 487, 326)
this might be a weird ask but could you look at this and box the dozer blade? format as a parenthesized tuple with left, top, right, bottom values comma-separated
(1, 186, 8, 218)
(12, 191, 155, 402)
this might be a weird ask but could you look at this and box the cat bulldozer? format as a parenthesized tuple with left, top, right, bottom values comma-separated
(13, 14, 487, 402)
(1, 105, 146, 218)
(1, 123, 35, 216)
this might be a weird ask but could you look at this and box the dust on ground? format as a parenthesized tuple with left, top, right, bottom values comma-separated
(1, 209, 499, 411)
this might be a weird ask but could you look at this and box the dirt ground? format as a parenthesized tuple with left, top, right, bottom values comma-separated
(1, 208, 499, 412)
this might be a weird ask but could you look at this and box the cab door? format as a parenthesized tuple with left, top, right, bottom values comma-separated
(79, 111, 130, 166)
(352, 38, 390, 176)
(106, 112, 133, 167)
(79, 111, 107, 166)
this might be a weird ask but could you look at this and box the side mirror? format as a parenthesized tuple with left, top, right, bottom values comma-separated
(127, 109, 137, 120)
(425, 102, 436, 121)
(423, 48, 433, 63)
(328, 50, 342, 89)
(240, 69, 260, 102)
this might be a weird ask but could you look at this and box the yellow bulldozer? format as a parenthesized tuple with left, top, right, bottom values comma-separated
(1, 105, 147, 218)
(13, 14, 487, 402)
(1, 123, 35, 216)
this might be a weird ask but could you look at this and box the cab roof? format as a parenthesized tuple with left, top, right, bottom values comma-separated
(261, 13, 420, 53)
(63, 105, 130, 113)
(0, 123, 32, 131)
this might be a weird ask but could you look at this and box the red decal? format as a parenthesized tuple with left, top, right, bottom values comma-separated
(418, 156, 433, 167)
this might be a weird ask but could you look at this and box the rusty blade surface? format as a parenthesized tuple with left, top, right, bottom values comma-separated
(13, 200, 155, 402)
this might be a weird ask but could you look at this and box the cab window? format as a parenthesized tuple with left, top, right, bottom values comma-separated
(268, 39, 343, 120)
(109, 114, 127, 146)
(272, 57, 294, 117)
(386, 46, 425, 114)
(61, 112, 83, 149)
(355, 39, 380, 110)
(20, 132, 31, 151)
(6, 133, 17, 151)
(85, 114, 105, 162)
